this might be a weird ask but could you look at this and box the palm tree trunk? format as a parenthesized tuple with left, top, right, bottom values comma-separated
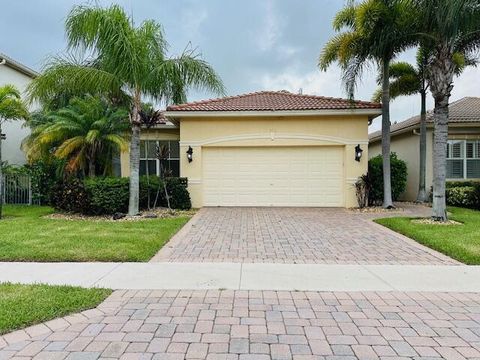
(432, 96, 449, 221)
(0, 122, 3, 220)
(416, 90, 428, 202)
(381, 59, 394, 208)
(128, 101, 141, 216)
(88, 159, 95, 177)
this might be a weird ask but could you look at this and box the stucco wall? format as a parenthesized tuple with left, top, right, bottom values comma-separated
(369, 129, 452, 201)
(0, 65, 36, 165)
(179, 115, 369, 208)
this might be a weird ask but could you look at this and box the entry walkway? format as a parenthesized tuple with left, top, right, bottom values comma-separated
(0, 262, 478, 292)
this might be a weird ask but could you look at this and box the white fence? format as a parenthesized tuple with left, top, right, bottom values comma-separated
(1, 173, 34, 205)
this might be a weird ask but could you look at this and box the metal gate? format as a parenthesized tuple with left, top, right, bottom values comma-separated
(1, 174, 33, 205)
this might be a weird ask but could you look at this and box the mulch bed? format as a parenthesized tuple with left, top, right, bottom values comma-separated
(44, 208, 196, 222)
(411, 218, 463, 226)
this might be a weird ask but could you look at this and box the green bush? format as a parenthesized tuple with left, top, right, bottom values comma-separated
(53, 176, 191, 214)
(51, 178, 90, 213)
(446, 183, 480, 210)
(167, 178, 192, 210)
(368, 153, 407, 205)
(84, 177, 130, 214)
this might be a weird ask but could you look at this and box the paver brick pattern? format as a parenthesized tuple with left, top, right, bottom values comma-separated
(2, 290, 480, 359)
(154, 207, 456, 264)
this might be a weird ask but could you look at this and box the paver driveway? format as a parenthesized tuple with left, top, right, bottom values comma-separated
(153, 206, 456, 265)
(3, 289, 480, 360)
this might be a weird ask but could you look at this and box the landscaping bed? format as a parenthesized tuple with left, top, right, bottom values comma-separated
(375, 207, 480, 264)
(0, 205, 191, 262)
(0, 283, 111, 335)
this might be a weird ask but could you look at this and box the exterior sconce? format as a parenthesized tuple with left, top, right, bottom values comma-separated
(355, 144, 363, 162)
(186, 146, 193, 163)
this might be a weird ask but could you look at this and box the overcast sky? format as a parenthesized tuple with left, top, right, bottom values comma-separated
(2, 0, 479, 132)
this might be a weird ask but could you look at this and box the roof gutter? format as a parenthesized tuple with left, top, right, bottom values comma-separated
(0, 53, 39, 78)
(164, 108, 382, 119)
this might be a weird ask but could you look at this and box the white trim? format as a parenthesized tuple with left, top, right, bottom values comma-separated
(180, 133, 368, 147)
(165, 109, 381, 118)
(188, 178, 202, 185)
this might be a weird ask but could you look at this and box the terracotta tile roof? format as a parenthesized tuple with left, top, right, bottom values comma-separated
(369, 97, 480, 141)
(166, 90, 381, 112)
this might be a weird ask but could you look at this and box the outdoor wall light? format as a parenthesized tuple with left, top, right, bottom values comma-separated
(355, 144, 363, 162)
(186, 146, 193, 163)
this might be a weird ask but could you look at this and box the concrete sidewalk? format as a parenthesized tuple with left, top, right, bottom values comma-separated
(1, 262, 479, 292)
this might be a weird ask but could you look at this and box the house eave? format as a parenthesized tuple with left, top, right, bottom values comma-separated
(164, 108, 382, 119)
(0, 53, 39, 78)
(369, 121, 480, 143)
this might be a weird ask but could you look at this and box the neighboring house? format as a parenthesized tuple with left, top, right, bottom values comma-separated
(0, 53, 39, 165)
(121, 91, 381, 208)
(369, 97, 480, 201)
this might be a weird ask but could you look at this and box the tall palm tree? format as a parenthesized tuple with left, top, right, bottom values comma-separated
(373, 49, 430, 202)
(0, 84, 29, 218)
(415, 0, 480, 221)
(373, 48, 472, 203)
(319, 0, 416, 208)
(27, 4, 225, 215)
(23, 96, 130, 177)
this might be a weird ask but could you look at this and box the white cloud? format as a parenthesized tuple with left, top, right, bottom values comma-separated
(256, 0, 281, 52)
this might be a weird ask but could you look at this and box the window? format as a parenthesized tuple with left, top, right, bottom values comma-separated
(139, 140, 180, 177)
(446, 140, 480, 179)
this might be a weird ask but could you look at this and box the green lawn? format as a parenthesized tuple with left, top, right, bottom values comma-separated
(0, 205, 190, 262)
(0, 283, 111, 335)
(375, 207, 480, 264)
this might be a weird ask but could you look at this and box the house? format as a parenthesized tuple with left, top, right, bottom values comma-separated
(0, 52, 39, 165)
(120, 91, 381, 208)
(369, 97, 480, 201)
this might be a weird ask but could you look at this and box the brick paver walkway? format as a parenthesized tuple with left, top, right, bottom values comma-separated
(153, 206, 456, 265)
(3, 290, 480, 359)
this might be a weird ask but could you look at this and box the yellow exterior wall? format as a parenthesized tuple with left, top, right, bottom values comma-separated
(120, 128, 179, 177)
(179, 115, 370, 208)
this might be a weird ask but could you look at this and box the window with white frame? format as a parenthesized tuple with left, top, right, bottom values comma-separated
(140, 140, 180, 177)
(446, 140, 480, 179)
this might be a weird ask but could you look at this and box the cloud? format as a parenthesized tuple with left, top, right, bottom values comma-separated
(255, 0, 281, 52)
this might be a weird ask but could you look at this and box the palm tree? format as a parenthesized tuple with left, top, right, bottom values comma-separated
(23, 96, 130, 177)
(0, 84, 29, 218)
(414, 0, 480, 221)
(27, 4, 225, 215)
(319, 0, 416, 208)
(373, 48, 473, 203)
(373, 49, 430, 202)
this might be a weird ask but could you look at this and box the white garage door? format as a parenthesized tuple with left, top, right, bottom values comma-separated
(202, 146, 344, 207)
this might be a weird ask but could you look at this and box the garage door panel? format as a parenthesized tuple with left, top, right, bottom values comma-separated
(202, 146, 344, 207)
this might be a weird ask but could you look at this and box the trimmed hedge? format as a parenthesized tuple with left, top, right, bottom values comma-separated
(446, 182, 480, 210)
(52, 176, 191, 214)
(368, 153, 408, 205)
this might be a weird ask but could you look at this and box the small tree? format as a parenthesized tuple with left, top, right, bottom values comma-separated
(138, 108, 164, 209)
(0, 85, 29, 219)
(153, 144, 172, 210)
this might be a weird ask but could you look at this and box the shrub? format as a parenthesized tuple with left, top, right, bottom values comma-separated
(166, 178, 192, 210)
(84, 177, 130, 215)
(354, 174, 371, 208)
(52, 176, 191, 214)
(445, 182, 480, 210)
(51, 178, 89, 213)
(368, 153, 407, 205)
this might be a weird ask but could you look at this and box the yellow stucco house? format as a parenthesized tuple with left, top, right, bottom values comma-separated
(121, 91, 381, 208)
(369, 97, 480, 201)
